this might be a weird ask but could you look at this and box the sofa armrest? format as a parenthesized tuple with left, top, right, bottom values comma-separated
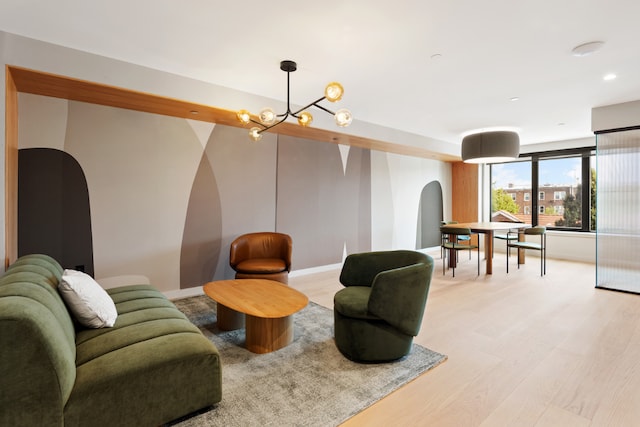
(0, 297, 76, 426)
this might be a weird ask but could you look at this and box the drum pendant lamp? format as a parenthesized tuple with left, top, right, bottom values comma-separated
(461, 131, 520, 163)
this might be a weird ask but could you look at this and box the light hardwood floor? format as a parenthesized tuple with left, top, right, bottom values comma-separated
(288, 251, 640, 427)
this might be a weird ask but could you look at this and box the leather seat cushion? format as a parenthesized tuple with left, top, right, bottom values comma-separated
(235, 258, 287, 274)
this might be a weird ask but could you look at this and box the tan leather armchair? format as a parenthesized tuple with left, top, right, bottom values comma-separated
(229, 232, 293, 284)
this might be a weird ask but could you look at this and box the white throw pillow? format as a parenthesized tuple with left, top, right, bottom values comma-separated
(59, 269, 118, 328)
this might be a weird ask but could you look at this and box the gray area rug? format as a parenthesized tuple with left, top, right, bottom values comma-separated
(170, 295, 447, 426)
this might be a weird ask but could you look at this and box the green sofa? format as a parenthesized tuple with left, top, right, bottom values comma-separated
(0, 254, 221, 426)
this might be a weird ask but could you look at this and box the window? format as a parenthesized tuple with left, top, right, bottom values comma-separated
(490, 146, 595, 232)
(509, 193, 516, 201)
(491, 161, 532, 224)
(539, 157, 582, 229)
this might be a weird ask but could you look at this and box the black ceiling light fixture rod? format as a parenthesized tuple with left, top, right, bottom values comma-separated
(236, 60, 353, 141)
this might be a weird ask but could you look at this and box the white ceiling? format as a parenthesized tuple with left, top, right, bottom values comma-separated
(2, 0, 640, 147)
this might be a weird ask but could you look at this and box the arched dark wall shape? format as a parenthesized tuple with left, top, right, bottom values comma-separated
(416, 180, 444, 249)
(18, 148, 94, 275)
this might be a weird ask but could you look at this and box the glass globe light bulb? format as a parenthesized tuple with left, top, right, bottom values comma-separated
(249, 127, 263, 142)
(325, 82, 344, 102)
(258, 108, 277, 126)
(298, 111, 313, 127)
(236, 109, 251, 124)
(334, 109, 353, 127)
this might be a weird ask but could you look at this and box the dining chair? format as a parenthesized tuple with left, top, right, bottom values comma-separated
(493, 230, 518, 258)
(440, 225, 479, 277)
(506, 226, 547, 276)
(440, 221, 473, 260)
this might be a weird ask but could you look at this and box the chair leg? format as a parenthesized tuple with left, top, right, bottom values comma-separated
(506, 245, 510, 273)
(452, 254, 456, 277)
(477, 246, 480, 275)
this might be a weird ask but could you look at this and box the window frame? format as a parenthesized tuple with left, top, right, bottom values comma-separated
(490, 146, 595, 232)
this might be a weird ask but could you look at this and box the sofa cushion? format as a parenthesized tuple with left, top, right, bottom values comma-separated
(68, 284, 222, 426)
(59, 269, 118, 328)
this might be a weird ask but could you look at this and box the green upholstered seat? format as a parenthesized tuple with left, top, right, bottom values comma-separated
(506, 226, 547, 276)
(333, 250, 434, 362)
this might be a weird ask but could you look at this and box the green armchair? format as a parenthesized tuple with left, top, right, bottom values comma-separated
(333, 250, 434, 362)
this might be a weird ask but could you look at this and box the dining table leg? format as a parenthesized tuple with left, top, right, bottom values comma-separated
(485, 232, 493, 274)
(518, 230, 526, 264)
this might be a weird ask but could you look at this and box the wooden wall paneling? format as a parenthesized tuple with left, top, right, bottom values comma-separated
(7, 66, 458, 162)
(451, 161, 479, 245)
(5, 66, 19, 268)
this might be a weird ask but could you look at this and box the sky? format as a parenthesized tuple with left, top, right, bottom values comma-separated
(491, 157, 585, 189)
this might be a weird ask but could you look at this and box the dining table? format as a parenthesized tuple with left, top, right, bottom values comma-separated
(444, 221, 530, 274)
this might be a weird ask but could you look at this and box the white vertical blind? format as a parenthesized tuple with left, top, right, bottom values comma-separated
(596, 129, 640, 292)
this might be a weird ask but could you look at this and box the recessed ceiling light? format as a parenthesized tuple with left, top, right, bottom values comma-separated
(430, 53, 442, 60)
(603, 73, 617, 81)
(571, 41, 605, 57)
(510, 97, 519, 102)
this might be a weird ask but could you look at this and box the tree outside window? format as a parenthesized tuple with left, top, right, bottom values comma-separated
(492, 188, 519, 214)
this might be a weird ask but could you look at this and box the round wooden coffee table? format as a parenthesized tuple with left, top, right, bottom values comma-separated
(203, 279, 308, 354)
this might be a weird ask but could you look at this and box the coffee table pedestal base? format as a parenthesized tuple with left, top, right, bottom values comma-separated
(246, 315, 293, 354)
(216, 303, 245, 330)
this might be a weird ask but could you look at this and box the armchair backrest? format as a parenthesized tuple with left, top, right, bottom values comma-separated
(368, 258, 434, 336)
(440, 225, 471, 236)
(339, 250, 431, 287)
(229, 232, 292, 272)
(525, 226, 546, 235)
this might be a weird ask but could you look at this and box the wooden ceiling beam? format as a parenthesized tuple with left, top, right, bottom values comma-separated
(8, 66, 458, 161)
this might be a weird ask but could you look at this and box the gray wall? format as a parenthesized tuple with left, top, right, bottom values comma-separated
(17, 93, 449, 293)
(2, 31, 454, 291)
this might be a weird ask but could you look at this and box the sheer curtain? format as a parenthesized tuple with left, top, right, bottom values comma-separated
(596, 128, 640, 293)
